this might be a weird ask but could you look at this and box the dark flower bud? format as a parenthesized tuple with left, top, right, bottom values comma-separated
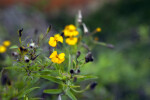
(19, 47, 28, 53)
(90, 82, 97, 90)
(77, 69, 80, 73)
(61, 32, 64, 37)
(18, 28, 23, 37)
(73, 77, 77, 82)
(76, 51, 81, 58)
(24, 56, 30, 63)
(70, 69, 74, 74)
(85, 52, 94, 63)
(12, 52, 18, 57)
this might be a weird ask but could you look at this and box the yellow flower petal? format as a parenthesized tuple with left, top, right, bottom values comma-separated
(0, 45, 6, 53)
(49, 51, 57, 58)
(68, 24, 76, 31)
(57, 58, 65, 64)
(58, 53, 65, 59)
(49, 37, 57, 47)
(3, 41, 11, 47)
(51, 57, 59, 63)
(66, 37, 78, 45)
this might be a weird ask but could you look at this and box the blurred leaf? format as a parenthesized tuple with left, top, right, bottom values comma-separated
(66, 89, 77, 100)
(18, 87, 40, 98)
(44, 89, 62, 94)
(74, 75, 98, 82)
(38, 75, 63, 84)
(9, 45, 19, 49)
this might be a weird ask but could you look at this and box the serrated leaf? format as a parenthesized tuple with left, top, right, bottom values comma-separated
(66, 89, 77, 100)
(9, 45, 19, 49)
(18, 87, 40, 98)
(39, 75, 63, 84)
(44, 89, 62, 94)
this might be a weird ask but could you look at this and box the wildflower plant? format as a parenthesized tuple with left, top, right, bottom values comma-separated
(0, 10, 114, 100)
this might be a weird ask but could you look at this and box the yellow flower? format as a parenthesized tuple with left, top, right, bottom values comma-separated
(0, 45, 6, 53)
(3, 41, 11, 47)
(63, 24, 79, 37)
(94, 37, 99, 41)
(49, 51, 65, 64)
(96, 27, 101, 32)
(66, 37, 78, 45)
(48, 34, 63, 47)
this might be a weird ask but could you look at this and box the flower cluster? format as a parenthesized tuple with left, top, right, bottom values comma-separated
(48, 34, 65, 64)
(63, 24, 79, 45)
(0, 41, 11, 53)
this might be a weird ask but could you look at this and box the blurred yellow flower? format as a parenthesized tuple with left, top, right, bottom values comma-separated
(63, 24, 79, 37)
(94, 37, 99, 41)
(48, 34, 63, 47)
(66, 37, 78, 45)
(49, 51, 65, 64)
(0, 45, 6, 53)
(96, 27, 101, 32)
(3, 40, 11, 47)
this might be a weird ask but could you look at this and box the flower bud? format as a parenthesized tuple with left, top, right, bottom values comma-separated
(82, 23, 89, 34)
(70, 69, 74, 74)
(76, 51, 81, 58)
(90, 82, 97, 90)
(77, 10, 82, 24)
(18, 28, 23, 37)
(12, 52, 18, 57)
(85, 52, 94, 63)
(47, 25, 52, 33)
(61, 32, 64, 37)
(29, 43, 35, 49)
(24, 56, 30, 63)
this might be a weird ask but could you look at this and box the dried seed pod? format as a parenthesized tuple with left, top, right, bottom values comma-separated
(12, 52, 18, 57)
(90, 82, 97, 90)
(24, 56, 30, 63)
(85, 52, 94, 63)
(29, 43, 35, 49)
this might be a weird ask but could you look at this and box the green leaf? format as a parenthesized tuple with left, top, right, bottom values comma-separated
(9, 45, 19, 49)
(74, 75, 98, 82)
(5, 66, 22, 70)
(44, 89, 62, 94)
(18, 87, 40, 98)
(39, 75, 63, 84)
(66, 89, 77, 100)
